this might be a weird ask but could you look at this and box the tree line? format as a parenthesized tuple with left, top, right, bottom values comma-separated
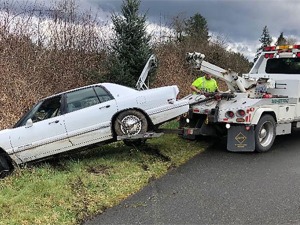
(102, 0, 250, 89)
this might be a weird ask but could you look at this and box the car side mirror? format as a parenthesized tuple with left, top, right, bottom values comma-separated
(25, 118, 33, 128)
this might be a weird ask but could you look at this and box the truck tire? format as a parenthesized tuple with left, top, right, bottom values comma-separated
(0, 154, 11, 178)
(114, 110, 148, 146)
(255, 114, 276, 152)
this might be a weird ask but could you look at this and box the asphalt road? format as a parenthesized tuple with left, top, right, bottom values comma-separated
(84, 131, 300, 225)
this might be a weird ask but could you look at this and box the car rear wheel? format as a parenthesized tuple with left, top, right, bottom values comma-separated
(0, 154, 12, 179)
(114, 110, 148, 146)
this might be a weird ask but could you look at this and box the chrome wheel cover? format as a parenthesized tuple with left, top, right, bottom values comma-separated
(258, 121, 274, 147)
(120, 115, 142, 135)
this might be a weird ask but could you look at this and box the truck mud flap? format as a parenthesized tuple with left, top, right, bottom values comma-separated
(227, 125, 255, 152)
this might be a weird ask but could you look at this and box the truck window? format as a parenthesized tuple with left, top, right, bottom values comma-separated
(265, 58, 300, 74)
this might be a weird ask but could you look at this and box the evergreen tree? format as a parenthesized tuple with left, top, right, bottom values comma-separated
(254, 26, 272, 62)
(275, 32, 287, 46)
(185, 13, 209, 42)
(106, 0, 152, 87)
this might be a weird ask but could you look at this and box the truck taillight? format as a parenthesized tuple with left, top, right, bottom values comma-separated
(246, 107, 255, 113)
(236, 109, 246, 117)
(293, 45, 300, 49)
(264, 46, 276, 51)
(264, 45, 300, 52)
(225, 111, 235, 118)
(264, 53, 274, 59)
(193, 108, 200, 113)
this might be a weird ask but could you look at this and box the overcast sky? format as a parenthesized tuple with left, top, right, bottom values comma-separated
(7, 0, 300, 60)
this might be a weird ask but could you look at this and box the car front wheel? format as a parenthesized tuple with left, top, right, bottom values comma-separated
(0, 154, 12, 179)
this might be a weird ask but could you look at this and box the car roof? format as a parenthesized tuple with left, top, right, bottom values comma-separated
(40, 83, 137, 101)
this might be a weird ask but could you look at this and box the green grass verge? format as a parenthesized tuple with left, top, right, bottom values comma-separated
(0, 128, 209, 225)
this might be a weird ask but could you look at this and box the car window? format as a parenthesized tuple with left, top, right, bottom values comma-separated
(94, 86, 114, 103)
(66, 87, 100, 113)
(13, 95, 62, 127)
(31, 96, 62, 123)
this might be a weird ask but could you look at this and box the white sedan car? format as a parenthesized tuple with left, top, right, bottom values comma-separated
(0, 83, 188, 177)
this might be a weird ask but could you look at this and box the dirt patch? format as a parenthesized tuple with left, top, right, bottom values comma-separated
(86, 165, 111, 175)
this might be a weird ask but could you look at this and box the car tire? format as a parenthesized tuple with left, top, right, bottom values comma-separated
(0, 154, 12, 179)
(255, 114, 276, 152)
(114, 110, 148, 137)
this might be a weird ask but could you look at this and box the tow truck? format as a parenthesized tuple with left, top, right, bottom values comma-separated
(180, 45, 300, 152)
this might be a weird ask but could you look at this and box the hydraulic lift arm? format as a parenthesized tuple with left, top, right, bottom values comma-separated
(136, 55, 157, 90)
(186, 52, 254, 93)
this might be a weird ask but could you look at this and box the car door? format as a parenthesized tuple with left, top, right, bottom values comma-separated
(63, 86, 118, 147)
(10, 95, 71, 163)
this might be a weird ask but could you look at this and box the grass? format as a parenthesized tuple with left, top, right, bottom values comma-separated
(0, 122, 209, 225)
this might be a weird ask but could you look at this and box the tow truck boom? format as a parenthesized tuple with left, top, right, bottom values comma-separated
(136, 55, 157, 90)
(186, 52, 256, 93)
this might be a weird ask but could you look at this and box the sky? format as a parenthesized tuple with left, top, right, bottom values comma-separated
(6, 0, 300, 60)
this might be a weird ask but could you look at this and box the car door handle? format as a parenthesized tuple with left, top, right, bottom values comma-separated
(99, 105, 110, 110)
(49, 120, 59, 125)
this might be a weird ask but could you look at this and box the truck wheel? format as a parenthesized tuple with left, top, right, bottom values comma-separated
(255, 114, 276, 152)
(114, 110, 148, 146)
(0, 154, 12, 178)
